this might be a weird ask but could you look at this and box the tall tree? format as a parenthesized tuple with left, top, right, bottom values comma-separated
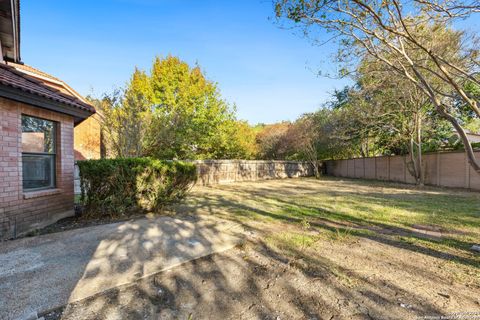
(97, 56, 254, 160)
(143, 56, 237, 159)
(93, 77, 150, 159)
(255, 122, 294, 159)
(351, 66, 445, 184)
(275, 0, 480, 173)
(288, 108, 361, 162)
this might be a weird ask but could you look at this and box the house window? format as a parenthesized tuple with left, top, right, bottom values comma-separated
(21, 115, 57, 191)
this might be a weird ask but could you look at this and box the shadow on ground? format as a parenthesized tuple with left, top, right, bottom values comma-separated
(44, 177, 480, 320)
(0, 214, 241, 320)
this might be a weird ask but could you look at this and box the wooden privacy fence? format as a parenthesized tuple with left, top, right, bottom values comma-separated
(75, 160, 314, 193)
(325, 150, 480, 191)
(193, 160, 313, 186)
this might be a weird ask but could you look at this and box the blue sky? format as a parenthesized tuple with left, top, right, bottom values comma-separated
(21, 0, 347, 124)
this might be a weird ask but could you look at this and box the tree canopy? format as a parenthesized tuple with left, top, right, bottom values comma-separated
(275, 0, 480, 173)
(96, 56, 257, 160)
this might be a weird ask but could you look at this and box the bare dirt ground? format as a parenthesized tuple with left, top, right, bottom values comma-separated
(44, 177, 480, 320)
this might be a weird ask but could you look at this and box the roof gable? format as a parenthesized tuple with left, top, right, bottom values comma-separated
(0, 62, 95, 124)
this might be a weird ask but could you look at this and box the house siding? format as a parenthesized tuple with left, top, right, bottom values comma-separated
(0, 97, 75, 239)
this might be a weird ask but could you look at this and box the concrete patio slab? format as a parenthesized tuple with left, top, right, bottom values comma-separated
(0, 215, 243, 320)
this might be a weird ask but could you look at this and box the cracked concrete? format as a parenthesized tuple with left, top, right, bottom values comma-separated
(0, 215, 243, 320)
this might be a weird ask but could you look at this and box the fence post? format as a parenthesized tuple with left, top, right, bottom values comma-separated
(387, 156, 391, 181)
(436, 152, 441, 186)
(363, 157, 366, 178)
(466, 153, 470, 189)
(352, 159, 357, 178)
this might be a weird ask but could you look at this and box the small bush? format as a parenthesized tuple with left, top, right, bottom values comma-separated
(77, 158, 197, 217)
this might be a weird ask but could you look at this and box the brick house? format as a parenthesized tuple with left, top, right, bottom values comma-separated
(0, 0, 95, 238)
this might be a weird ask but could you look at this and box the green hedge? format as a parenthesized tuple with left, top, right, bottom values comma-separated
(77, 158, 197, 216)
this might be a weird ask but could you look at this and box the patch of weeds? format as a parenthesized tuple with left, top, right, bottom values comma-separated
(330, 267, 361, 288)
(231, 208, 262, 221)
(398, 235, 437, 248)
(399, 235, 468, 254)
(349, 228, 377, 238)
(300, 217, 311, 230)
(24, 229, 40, 237)
(329, 227, 353, 242)
(322, 226, 376, 243)
(282, 204, 317, 218)
(265, 232, 321, 254)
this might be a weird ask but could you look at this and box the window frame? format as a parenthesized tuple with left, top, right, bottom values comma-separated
(21, 114, 58, 192)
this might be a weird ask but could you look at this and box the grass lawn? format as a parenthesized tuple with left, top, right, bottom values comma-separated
(179, 176, 480, 265)
(173, 177, 480, 316)
(57, 177, 480, 319)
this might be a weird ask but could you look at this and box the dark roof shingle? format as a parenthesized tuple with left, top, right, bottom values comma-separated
(0, 62, 95, 113)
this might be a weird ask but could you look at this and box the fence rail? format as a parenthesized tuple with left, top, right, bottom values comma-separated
(325, 150, 480, 191)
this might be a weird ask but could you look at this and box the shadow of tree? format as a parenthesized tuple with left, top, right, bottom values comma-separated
(28, 177, 480, 319)
(52, 232, 464, 320)
(176, 178, 480, 269)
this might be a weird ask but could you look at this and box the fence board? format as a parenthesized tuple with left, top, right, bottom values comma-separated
(354, 158, 364, 178)
(423, 154, 438, 186)
(75, 160, 314, 194)
(326, 151, 480, 191)
(364, 158, 376, 179)
(376, 157, 389, 181)
(439, 152, 465, 188)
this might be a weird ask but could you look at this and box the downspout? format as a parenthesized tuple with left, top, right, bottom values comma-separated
(0, 39, 3, 62)
(10, 0, 20, 63)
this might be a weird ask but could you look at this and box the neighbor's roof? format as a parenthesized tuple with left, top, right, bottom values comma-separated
(0, 62, 95, 114)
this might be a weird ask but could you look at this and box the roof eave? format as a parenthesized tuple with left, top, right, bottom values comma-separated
(0, 83, 94, 125)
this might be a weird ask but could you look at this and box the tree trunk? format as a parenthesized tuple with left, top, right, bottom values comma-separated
(410, 67, 480, 174)
(408, 138, 419, 183)
(436, 105, 480, 173)
(416, 114, 424, 185)
(406, 111, 425, 186)
(312, 161, 320, 179)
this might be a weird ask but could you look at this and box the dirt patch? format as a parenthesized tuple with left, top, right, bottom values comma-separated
(20, 215, 132, 238)
(14, 208, 157, 240)
(43, 237, 480, 320)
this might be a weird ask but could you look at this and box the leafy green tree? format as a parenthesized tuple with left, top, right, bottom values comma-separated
(255, 122, 293, 159)
(97, 56, 254, 160)
(92, 85, 149, 158)
(141, 56, 238, 159)
(226, 121, 258, 159)
(318, 65, 453, 184)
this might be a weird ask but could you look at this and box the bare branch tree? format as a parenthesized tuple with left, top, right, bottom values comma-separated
(275, 0, 480, 173)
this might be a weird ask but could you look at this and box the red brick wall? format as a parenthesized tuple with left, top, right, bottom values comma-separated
(0, 97, 75, 239)
(74, 112, 102, 160)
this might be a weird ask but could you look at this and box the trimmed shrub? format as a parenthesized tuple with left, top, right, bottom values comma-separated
(77, 158, 197, 216)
